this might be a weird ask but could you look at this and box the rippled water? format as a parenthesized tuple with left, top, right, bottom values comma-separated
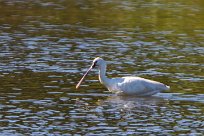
(0, 0, 204, 135)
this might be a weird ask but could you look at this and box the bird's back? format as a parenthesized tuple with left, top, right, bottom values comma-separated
(107, 76, 169, 96)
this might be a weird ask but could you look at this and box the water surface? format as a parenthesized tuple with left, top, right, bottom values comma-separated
(0, 0, 203, 135)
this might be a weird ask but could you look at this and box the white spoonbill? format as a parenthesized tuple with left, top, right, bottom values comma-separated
(76, 57, 170, 96)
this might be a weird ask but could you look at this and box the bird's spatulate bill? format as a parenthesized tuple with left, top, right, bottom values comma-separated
(76, 67, 92, 89)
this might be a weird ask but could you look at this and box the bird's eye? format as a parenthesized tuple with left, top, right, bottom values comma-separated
(92, 61, 97, 68)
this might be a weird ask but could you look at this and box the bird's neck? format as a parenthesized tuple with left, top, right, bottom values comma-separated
(98, 64, 109, 86)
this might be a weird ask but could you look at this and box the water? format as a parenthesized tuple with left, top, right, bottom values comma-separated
(0, 0, 204, 135)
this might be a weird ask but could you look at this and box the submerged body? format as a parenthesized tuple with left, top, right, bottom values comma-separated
(76, 57, 170, 96)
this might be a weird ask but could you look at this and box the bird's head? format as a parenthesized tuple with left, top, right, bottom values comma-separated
(76, 57, 105, 89)
(91, 57, 105, 69)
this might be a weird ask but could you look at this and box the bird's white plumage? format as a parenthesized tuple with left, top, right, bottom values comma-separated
(76, 57, 170, 96)
(105, 77, 169, 96)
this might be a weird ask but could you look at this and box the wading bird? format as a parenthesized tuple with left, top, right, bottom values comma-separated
(76, 57, 170, 96)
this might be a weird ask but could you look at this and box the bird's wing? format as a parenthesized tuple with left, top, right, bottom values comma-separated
(117, 77, 167, 96)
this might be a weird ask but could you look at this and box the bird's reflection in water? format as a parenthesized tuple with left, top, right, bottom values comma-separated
(95, 95, 169, 120)
(103, 95, 168, 108)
